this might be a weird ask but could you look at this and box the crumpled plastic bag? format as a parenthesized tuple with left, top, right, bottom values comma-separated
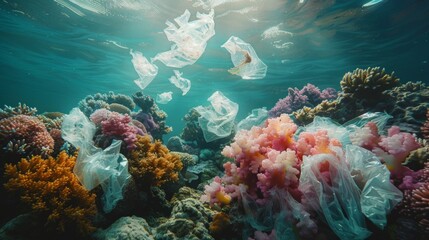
(130, 49, 158, 90)
(299, 153, 371, 240)
(222, 36, 267, 79)
(194, 91, 239, 142)
(61, 107, 96, 147)
(156, 91, 173, 104)
(152, 9, 215, 68)
(347, 145, 403, 229)
(62, 108, 131, 213)
(343, 112, 392, 135)
(296, 116, 350, 145)
(169, 70, 191, 95)
(240, 185, 316, 240)
(237, 107, 268, 130)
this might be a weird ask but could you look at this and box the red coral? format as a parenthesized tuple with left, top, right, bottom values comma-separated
(0, 115, 54, 157)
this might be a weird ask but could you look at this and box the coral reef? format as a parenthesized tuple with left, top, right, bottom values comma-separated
(3, 151, 97, 236)
(155, 187, 215, 240)
(93, 216, 154, 240)
(350, 122, 421, 176)
(129, 135, 183, 187)
(269, 83, 337, 118)
(0, 103, 37, 120)
(292, 68, 427, 134)
(339, 67, 399, 103)
(180, 108, 234, 150)
(132, 92, 172, 141)
(78, 91, 135, 117)
(0, 115, 54, 158)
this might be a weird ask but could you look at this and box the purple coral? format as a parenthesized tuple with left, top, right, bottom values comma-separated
(269, 84, 337, 118)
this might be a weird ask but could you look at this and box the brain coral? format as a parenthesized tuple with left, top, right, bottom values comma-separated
(129, 135, 183, 187)
(3, 151, 97, 236)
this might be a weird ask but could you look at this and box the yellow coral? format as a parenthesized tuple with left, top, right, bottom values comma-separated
(3, 151, 97, 236)
(129, 135, 183, 187)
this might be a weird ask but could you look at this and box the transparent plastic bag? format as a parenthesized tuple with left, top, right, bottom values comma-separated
(296, 116, 350, 145)
(347, 145, 403, 229)
(299, 153, 371, 240)
(343, 112, 392, 134)
(156, 92, 173, 104)
(194, 91, 239, 142)
(169, 70, 191, 95)
(222, 36, 267, 79)
(152, 9, 215, 68)
(237, 107, 268, 130)
(130, 50, 158, 90)
(62, 108, 130, 213)
(62, 108, 96, 148)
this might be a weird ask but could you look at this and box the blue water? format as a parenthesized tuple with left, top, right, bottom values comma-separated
(1, 0, 428, 138)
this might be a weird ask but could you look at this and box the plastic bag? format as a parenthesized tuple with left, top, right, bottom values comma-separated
(343, 112, 392, 134)
(152, 9, 215, 68)
(156, 92, 173, 104)
(237, 107, 268, 130)
(130, 50, 158, 90)
(299, 153, 371, 240)
(194, 91, 239, 142)
(347, 145, 403, 229)
(296, 116, 350, 145)
(169, 70, 191, 95)
(222, 36, 267, 79)
(62, 108, 131, 213)
(62, 108, 96, 148)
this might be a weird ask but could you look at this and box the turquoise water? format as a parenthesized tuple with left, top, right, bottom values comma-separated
(1, 0, 428, 137)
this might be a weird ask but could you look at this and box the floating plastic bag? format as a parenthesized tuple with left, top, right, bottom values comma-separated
(222, 36, 267, 79)
(156, 91, 173, 104)
(61, 107, 96, 147)
(194, 91, 239, 142)
(347, 145, 403, 229)
(296, 116, 350, 145)
(62, 108, 131, 213)
(237, 107, 268, 130)
(130, 50, 158, 90)
(169, 70, 191, 95)
(152, 9, 215, 68)
(299, 153, 371, 240)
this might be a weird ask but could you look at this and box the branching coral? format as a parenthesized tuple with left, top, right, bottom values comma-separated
(340, 67, 399, 101)
(269, 84, 337, 118)
(0, 115, 54, 158)
(3, 151, 97, 236)
(0, 103, 37, 120)
(129, 135, 183, 187)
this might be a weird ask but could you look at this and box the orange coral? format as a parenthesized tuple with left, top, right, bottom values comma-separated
(129, 135, 183, 187)
(3, 151, 97, 236)
(209, 212, 232, 237)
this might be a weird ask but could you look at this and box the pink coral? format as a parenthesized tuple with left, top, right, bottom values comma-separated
(0, 115, 54, 157)
(101, 112, 140, 150)
(351, 123, 421, 174)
